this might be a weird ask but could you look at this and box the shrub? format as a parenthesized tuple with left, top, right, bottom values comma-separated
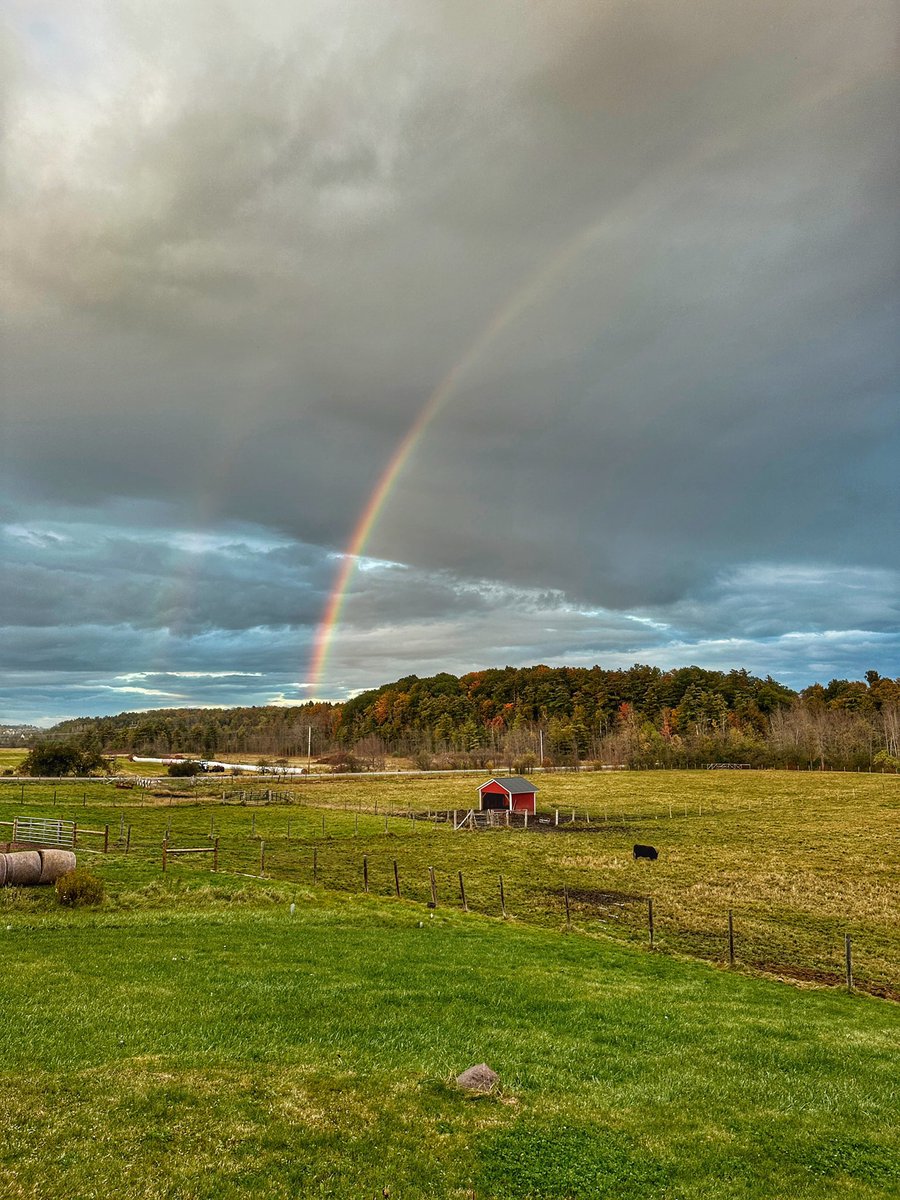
(873, 750, 900, 773)
(22, 739, 109, 777)
(55, 869, 105, 907)
(167, 760, 202, 777)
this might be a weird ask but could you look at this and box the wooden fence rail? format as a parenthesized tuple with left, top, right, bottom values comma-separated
(162, 837, 219, 873)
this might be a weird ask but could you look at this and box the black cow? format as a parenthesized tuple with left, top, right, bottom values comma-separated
(633, 844, 658, 861)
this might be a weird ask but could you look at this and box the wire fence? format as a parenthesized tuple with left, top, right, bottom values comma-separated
(1, 782, 895, 1002)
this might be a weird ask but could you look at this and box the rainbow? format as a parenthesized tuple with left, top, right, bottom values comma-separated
(304, 75, 850, 695)
(305, 220, 606, 693)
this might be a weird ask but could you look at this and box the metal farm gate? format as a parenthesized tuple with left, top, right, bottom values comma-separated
(12, 817, 76, 848)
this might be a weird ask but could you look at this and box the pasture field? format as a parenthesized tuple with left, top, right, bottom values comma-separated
(0, 747, 28, 773)
(1, 770, 896, 995)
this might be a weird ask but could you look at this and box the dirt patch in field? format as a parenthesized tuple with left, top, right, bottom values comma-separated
(750, 961, 900, 1002)
(516, 820, 631, 835)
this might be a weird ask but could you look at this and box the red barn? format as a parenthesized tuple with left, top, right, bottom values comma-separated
(477, 776, 537, 814)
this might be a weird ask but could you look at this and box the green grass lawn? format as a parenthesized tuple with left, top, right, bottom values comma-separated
(0, 873, 897, 1199)
(1, 771, 897, 1198)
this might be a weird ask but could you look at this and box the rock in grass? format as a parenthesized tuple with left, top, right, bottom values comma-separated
(456, 1063, 499, 1093)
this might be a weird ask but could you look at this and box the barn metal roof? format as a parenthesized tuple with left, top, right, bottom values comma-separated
(478, 776, 538, 794)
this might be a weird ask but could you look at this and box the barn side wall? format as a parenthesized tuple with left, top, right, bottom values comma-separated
(511, 794, 536, 814)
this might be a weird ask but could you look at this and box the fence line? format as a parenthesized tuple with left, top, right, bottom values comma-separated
(145, 833, 884, 998)
(2, 793, 888, 998)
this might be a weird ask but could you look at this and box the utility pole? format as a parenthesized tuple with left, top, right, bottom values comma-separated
(307, 725, 312, 776)
(539, 728, 544, 767)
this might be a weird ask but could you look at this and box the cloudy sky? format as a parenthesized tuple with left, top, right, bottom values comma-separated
(2, 1, 898, 725)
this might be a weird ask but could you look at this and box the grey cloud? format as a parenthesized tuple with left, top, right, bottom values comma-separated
(1, 1, 898, 719)
(3, 538, 899, 721)
(657, 565, 900, 641)
(0, 515, 331, 635)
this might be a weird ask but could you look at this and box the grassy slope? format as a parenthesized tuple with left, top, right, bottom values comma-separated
(1, 871, 898, 1200)
(2, 771, 897, 994)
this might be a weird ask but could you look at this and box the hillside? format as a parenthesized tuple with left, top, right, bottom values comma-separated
(40, 664, 900, 771)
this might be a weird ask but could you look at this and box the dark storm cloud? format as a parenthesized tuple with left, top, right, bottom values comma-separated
(1, 1, 898, 720)
(0, 517, 333, 634)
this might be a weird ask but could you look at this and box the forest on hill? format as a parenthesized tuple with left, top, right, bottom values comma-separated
(40, 664, 900, 772)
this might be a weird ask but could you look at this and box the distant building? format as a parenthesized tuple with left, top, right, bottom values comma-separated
(477, 776, 537, 815)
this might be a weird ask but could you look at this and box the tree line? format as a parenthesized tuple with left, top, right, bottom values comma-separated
(28, 665, 900, 774)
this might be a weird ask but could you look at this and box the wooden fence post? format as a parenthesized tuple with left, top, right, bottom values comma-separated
(728, 909, 735, 965)
(363, 856, 369, 893)
(429, 866, 437, 909)
(162, 839, 168, 873)
(648, 898, 654, 948)
(259, 840, 266, 876)
(321, 813, 326, 837)
(845, 934, 853, 991)
(103, 824, 109, 854)
(355, 812, 359, 835)
(458, 871, 468, 912)
(554, 809, 559, 826)
(393, 859, 401, 898)
(564, 886, 571, 931)
(73, 822, 78, 846)
(213, 836, 219, 872)
(125, 825, 131, 855)
(499, 874, 506, 917)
